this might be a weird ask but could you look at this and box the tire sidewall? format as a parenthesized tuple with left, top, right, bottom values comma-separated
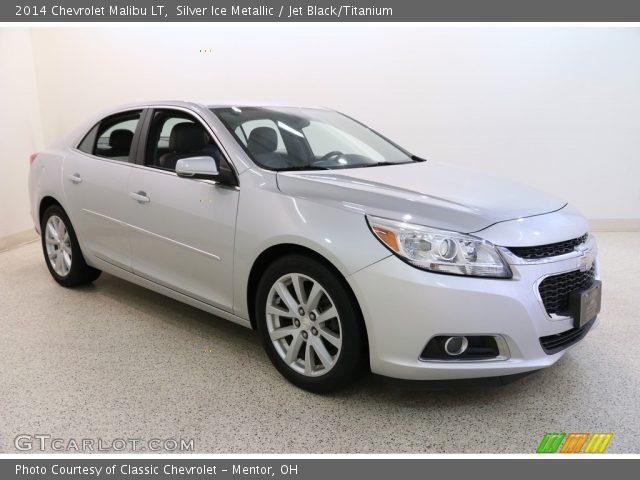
(255, 255, 365, 393)
(41, 205, 92, 287)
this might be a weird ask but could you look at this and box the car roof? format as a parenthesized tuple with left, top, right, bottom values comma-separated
(65, 100, 333, 148)
(106, 100, 330, 111)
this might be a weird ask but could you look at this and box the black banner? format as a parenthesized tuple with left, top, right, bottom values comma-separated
(3, 458, 639, 479)
(5, 0, 640, 22)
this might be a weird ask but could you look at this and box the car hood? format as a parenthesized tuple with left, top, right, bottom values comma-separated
(276, 161, 567, 234)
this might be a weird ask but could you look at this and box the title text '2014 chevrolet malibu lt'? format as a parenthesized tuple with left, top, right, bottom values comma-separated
(28, 101, 602, 392)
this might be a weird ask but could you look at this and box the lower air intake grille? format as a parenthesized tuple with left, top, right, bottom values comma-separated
(539, 317, 595, 354)
(538, 265, 596, 316)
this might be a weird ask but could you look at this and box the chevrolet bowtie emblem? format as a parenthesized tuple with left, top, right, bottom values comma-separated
(579, 253, 594, 272)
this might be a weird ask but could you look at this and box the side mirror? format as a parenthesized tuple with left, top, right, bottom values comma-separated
(175, 156, 219, 180)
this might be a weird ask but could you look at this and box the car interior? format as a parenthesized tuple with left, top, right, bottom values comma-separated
(145, 111, 234, 180)
(103, 129, 134, 158)
(222, 110, 314, 170)
(216, 107, 383, 170)
(92, 112, 141, 161)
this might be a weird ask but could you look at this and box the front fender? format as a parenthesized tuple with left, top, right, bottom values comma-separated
(232, 172, 390, 319)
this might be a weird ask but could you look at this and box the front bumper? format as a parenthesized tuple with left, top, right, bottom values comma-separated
(348, 248, 600, 381)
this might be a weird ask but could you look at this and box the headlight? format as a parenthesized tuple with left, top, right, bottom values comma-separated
(366, 215, 512, 278)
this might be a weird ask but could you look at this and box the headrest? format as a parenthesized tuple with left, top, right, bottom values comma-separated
(169, 123, 206, 152)
(247, 127, 277, 154)
(109, 129, 134, 150)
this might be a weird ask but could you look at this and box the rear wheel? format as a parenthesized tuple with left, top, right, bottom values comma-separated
(256, 255, 366, 393)
(41, 205, 101, 287)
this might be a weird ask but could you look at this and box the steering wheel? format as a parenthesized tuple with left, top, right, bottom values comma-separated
(316, 151, 344, 163)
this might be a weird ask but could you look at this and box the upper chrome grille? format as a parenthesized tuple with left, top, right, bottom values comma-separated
(507, 233, 588, 260)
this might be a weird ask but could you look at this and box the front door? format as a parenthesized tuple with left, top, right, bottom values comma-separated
(125, 108, 239, 311)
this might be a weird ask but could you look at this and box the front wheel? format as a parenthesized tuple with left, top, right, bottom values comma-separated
(41, 205, 101, 287)
(255, 255, 366, 393)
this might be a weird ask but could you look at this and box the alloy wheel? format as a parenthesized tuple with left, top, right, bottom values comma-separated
(266, 273, 342, 377)
(45, 215, 72, 277)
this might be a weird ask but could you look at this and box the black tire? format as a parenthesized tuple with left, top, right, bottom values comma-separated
(40, 204, 101, 287)
(255, 254, 367, 393)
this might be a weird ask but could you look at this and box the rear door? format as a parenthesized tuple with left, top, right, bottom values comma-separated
(124, 108, 239, 311)
(63, 109, 144, 270)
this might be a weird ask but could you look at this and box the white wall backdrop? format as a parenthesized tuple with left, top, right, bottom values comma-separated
(0, 29, 43, 238)
(2, 26, 639, 238)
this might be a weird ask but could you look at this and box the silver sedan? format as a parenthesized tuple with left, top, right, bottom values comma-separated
(28, 101, 601, 392)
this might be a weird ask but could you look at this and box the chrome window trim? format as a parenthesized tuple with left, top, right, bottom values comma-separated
(69, 148, 240, 191)
(70, 148, 134, 165)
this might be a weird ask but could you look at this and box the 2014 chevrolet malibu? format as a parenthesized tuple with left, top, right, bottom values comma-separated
(28, 101, 602, 392)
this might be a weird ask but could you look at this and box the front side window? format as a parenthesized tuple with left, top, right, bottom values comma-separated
(145, 109, 226, 173)
(213, 106, 417, 171)
(78, 110, 141, 161)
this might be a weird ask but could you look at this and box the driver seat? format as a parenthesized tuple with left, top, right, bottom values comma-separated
(158, 123, 208, 171)
(247, 127, 277, 155)
(246, 127, 294, 168)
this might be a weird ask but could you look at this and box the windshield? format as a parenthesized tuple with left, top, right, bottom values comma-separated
(212, 106, 418, 171)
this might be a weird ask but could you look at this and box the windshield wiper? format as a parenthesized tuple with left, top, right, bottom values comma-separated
(276, 165, 332, 171)
(356, 161, 411, 168)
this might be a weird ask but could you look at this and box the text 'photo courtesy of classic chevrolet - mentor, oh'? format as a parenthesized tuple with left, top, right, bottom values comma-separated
(28, 101, 602, 392)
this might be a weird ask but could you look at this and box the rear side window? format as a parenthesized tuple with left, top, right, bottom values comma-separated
(77, 110, 141, 161)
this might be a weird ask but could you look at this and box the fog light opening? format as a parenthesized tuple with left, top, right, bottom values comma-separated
(444, 336, 468, 356)
(420, 335, 505, 361)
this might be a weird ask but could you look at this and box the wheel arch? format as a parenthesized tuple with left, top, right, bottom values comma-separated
(39, 196, 65, 223)
(246, 244, 369, 356)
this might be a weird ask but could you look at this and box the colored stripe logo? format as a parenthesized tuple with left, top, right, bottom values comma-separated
(584, 433, 614, 453)
(537, 433, 565, 453)
(537, 433, 612, 453)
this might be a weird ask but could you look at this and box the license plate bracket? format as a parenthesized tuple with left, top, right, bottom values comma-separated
(569, 279, 602, 328)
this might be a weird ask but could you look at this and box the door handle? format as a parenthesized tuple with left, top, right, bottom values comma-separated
(68, 173, 82, 184)
(129, 191, 150, 204)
